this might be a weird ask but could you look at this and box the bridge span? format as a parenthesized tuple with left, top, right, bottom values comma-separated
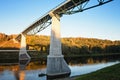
(16, 0, 113, 79)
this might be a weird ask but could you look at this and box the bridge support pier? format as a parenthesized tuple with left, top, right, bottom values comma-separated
(19, 34, 31, 62)
(47, 13, 71, 79)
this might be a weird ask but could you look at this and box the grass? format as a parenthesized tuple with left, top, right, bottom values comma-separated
(76, 63, 120, 80)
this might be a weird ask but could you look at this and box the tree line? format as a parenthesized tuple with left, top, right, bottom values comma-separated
(26, 35, 120, 55)
(0, 33, 120, 55)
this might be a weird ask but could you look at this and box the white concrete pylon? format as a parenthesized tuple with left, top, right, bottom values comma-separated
(47, 12, 71, 79)
(19, 34, 31, 61)
(49, 12, 62, 57)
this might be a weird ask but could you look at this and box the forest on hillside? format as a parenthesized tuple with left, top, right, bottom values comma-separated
(0, 33, 120, 55)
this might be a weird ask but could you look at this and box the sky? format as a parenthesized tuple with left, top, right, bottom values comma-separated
(0, 0, 120, 41)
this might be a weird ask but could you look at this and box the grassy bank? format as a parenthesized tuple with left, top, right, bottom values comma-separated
(76, 63, 120, 80)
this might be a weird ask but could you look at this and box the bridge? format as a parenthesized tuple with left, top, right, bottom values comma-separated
(16, 0, 113, 78)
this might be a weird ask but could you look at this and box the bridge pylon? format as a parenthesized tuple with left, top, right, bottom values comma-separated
(47, 12, 71, 79)
(19, 34, 31, 62)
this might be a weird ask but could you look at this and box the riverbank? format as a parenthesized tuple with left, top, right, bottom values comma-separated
(66, 62, 120, 80)
(0, 52, 120, 63)
(0, 51, 120, 59)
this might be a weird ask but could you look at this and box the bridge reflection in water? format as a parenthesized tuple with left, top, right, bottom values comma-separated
(15, 59, 30, 80)
(0, 56, 119, 80)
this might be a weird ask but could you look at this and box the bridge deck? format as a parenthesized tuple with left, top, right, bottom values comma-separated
(16, 0, 88, 40)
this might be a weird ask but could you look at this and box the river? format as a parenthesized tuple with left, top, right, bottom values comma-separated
(0, 56, 120, 80)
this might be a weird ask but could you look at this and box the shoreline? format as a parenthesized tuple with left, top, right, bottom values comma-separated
(60, 62, 120, 80)
(54, 75, 80, 80)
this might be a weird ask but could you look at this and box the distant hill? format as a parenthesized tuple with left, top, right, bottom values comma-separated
(0, 33, 20, 49)
(0, 33, 120, 54)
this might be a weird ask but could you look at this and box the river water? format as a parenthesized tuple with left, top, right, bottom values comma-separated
(0, 56, 120, 80)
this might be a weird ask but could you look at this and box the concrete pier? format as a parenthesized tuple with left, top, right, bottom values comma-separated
(47, 12, 71, 79)
(19, 34, 31, 61)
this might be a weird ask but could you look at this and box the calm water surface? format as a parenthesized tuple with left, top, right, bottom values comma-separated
(0, 56, 120, 80)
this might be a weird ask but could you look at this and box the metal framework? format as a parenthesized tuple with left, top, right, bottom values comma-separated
(55, 0, 113, 15)
(27, 17, 51, 35)
(16, 0, 113, 40)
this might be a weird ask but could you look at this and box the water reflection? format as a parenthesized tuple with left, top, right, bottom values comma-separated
(65, 55, 120, 66)
(15, 59, 30, 80)
(0, 56, 120, 80)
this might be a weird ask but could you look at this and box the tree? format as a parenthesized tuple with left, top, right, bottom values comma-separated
(91, 46, 103, 53)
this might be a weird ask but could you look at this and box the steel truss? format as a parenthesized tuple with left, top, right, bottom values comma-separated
(23, 15, 51, 35)
(16, 15, 51, 40)
(55, 0, 113, 15)
(26, 0, 113, 35)
(27, 18, 51, 35)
